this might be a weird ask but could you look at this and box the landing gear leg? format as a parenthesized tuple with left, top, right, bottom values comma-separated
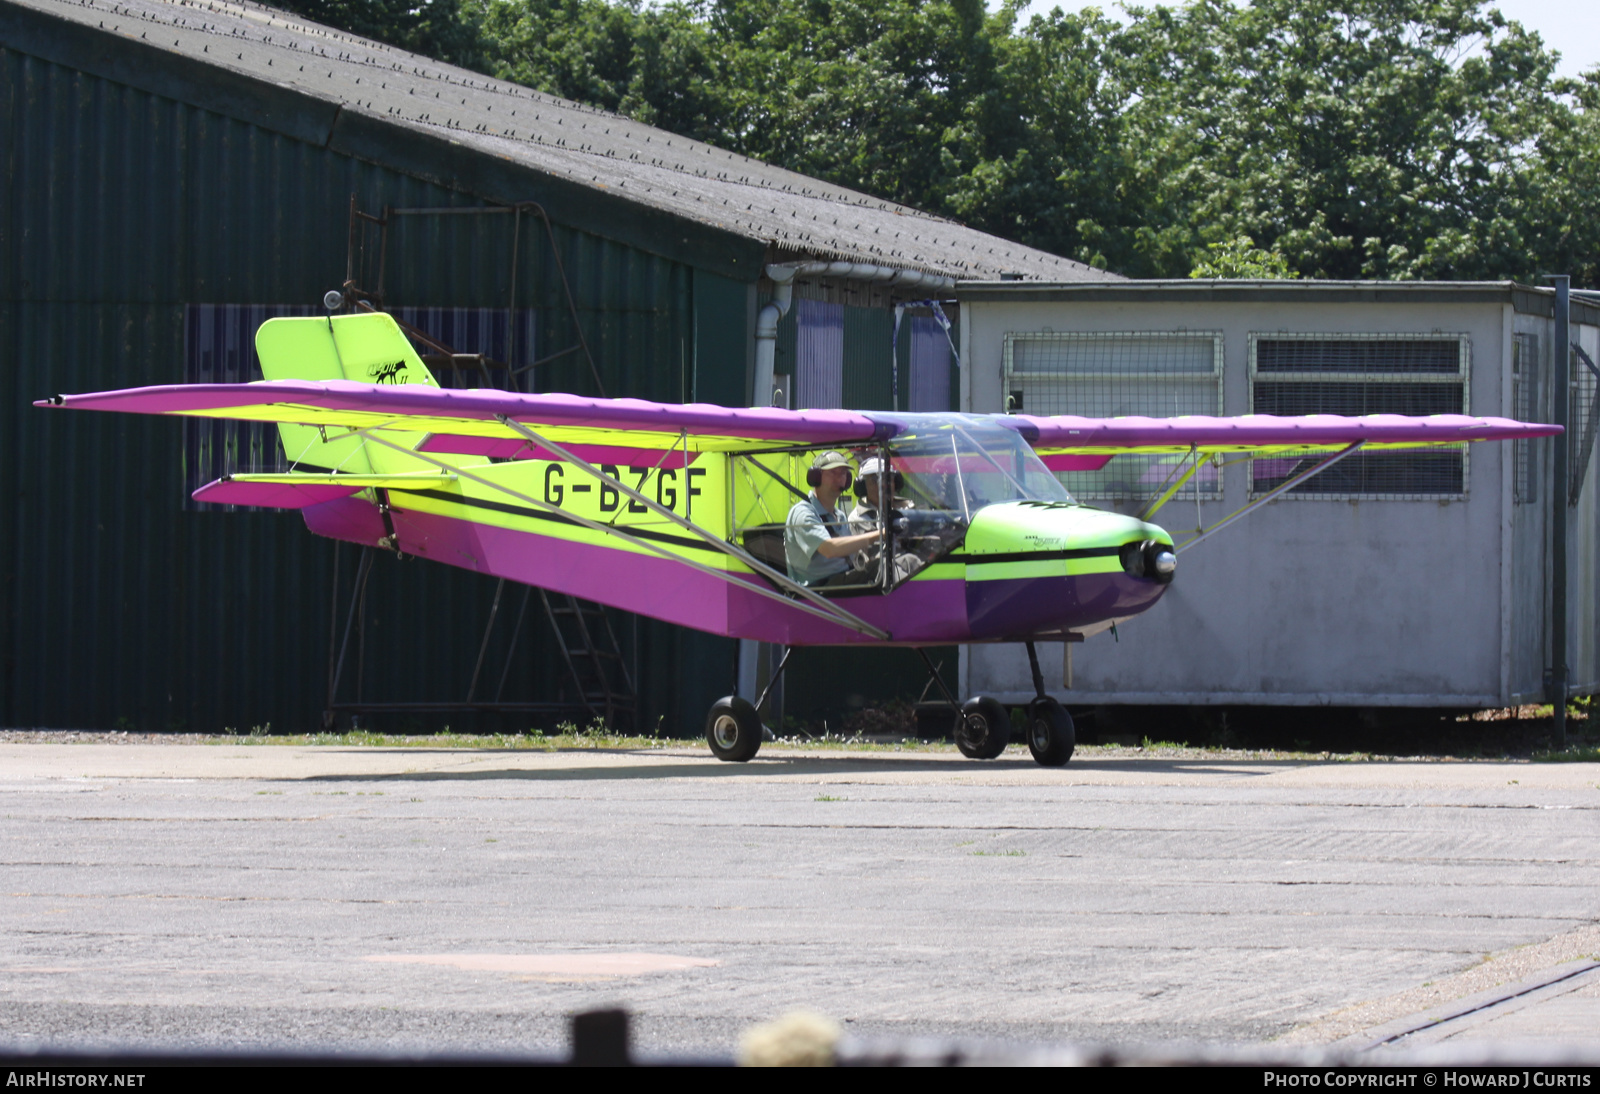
(705, 646, 792, 762)
(916, 648, 1010, 760)
(1023, 641, 1075, 767)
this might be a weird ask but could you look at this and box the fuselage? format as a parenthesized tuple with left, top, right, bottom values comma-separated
(297, 448, 1176, 646)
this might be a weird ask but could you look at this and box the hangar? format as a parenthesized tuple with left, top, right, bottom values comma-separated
(0, 0, 1102, 733)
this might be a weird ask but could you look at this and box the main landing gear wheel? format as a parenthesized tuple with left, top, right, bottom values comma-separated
(955, 696, 1010, 759)
(706, 696, 762, 762)
(1026, 697, 1076, 767)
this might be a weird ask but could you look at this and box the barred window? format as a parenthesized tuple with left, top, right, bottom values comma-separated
(1568, 341, 1599, 506)
(1249, 334, 1471, 499)
(1512, 333, 1539, 505)
(1003, 331, 1224, 501)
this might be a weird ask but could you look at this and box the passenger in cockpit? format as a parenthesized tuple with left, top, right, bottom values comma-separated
(848, 456, 920, 585)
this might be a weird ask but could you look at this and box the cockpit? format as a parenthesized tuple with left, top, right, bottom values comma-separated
(732, 414, 1077, 594)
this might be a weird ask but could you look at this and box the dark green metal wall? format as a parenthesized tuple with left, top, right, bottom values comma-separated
(1, 42, 746, 733)
(767, 301, 963, 723)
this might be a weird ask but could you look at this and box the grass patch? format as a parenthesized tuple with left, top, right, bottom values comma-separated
(971, 849, 1027, 857)
(814, 794, 844, 802)
(210, 722, 677, 751)
(1533, 745, 1600, 763)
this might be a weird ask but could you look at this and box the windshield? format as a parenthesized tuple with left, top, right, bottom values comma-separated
(882, 416, 1074, 520)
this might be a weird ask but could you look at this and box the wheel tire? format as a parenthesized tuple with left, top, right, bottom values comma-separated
(955, 696, 1011, 759)
(1026, 697, 1076, 767)
(706, 696, 762, 762)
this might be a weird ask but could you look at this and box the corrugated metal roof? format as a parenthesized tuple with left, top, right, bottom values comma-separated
(9, 0, 1110, 282)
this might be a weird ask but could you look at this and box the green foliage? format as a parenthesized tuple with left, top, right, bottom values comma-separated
(296, 0, 1597, 285)
(1112, 0, 1586, 280)
(275, 0, 489, 67)
(1190, 236, 1300, 279)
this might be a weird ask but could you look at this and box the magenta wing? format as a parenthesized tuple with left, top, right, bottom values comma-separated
(1010, 413, 1562, 457)
(37, 380, 888, 451)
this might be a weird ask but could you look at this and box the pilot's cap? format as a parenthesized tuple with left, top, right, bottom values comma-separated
(810, 450, 852, 473)
(858, 457, 886, 478)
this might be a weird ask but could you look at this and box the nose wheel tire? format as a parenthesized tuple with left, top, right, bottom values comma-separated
(955, 696, 1010, 759)
(706, 696, 762, 762)
(1026, 697, 1075, 767)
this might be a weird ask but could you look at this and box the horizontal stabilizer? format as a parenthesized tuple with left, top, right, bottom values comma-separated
(192, 471, 457, 509)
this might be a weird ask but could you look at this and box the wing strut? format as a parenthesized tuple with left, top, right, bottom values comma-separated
(492, 416, 891, 640)
(1176, 442, 1365, 554)
(353, 427, 890, 641)
(1139, 446, 1210, 521)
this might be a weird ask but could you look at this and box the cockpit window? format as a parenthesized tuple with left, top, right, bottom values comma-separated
(884, 416, 1075, 519)
(728, 415, 1076, 597)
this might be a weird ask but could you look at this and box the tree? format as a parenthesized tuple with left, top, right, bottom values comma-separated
(1189, 236, 1299, 278)
(273, 0, 489, 69)
(1112, 0, 1584, 281)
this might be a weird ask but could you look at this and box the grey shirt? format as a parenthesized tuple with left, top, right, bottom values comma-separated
(785, 494, 851, 586)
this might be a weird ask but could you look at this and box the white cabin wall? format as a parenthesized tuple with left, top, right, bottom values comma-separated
(961, 293, 1521, 707)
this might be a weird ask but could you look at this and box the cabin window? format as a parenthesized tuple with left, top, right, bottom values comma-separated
(1002, 330, 1225, 502)
(1248, 333, 1471, 499)
(729, 419, 1066, 594)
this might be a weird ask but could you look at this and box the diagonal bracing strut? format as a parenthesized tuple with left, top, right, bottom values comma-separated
(492, 416, 890, 639)
(352, 425, 890, 640)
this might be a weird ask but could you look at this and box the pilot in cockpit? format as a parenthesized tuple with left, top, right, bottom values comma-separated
(784, 451, 886, 587)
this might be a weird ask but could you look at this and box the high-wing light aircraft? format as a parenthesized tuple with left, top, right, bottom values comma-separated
(39, 312, 1560, 765)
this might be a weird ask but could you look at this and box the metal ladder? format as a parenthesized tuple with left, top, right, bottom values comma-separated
(539, 592, 636, 730)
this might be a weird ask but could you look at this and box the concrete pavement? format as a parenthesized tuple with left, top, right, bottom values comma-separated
(1, 742, 1596, 1057)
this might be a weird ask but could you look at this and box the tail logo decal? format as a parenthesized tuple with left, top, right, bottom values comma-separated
(368, 360, 407, 384)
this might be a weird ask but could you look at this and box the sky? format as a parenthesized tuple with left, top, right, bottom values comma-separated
(1005, 0, 1599, 81)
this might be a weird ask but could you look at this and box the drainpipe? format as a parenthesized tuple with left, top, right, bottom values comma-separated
(752, 261, 957, 407)
(1548, 275, 1570, 750)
